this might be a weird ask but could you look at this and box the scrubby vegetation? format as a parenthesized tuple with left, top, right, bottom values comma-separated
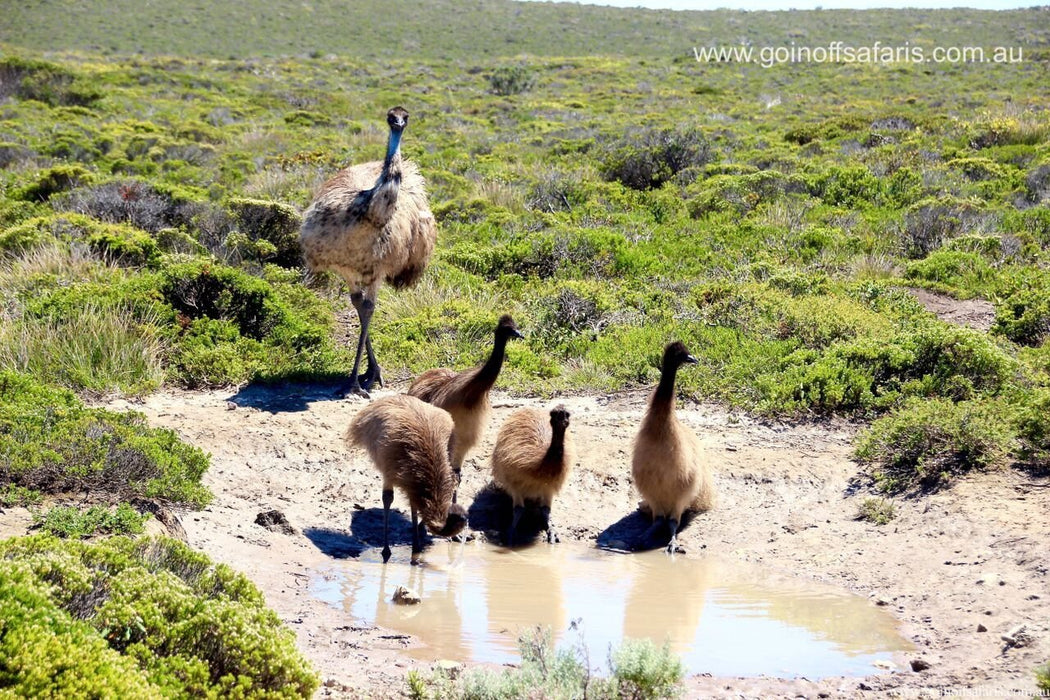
(0, 372, 210, 507)
(408, 627, 683, 699)
(0, 535, 319, 697)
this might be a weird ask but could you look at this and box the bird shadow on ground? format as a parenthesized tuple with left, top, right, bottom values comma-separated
(302, 527, 367, 559)
(466, 482, 548, 547)
(226, 379, 357, 414)
(596, 509, 697, 552)
(304, 509, 418, 559)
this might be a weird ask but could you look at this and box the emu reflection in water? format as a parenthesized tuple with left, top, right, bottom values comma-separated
(312, 542, 909, 677)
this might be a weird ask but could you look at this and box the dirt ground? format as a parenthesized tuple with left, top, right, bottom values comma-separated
(8, 379, 1015, 699)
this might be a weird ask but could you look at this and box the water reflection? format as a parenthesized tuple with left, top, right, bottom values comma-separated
(312, 542, 910, 677)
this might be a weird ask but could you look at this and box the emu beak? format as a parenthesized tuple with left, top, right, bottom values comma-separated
(510, 328, 524, 340)
(684, 354, 699, 364)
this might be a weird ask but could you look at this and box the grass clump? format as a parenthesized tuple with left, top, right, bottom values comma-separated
(0, 303, 166, 395)
(0, 371, 211, 507)
(34, 503, 147, 539)
(855, 398, 1014, 492)
(0, 535, 319, 698)
(856, 497, 896, 525)
(409, 627, 683, 699)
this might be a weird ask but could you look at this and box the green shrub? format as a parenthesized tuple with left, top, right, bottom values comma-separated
(687, 172, 807, 217)
(35, 503, 147, 539)
(488, 65, 536, 96)
(904, 250, 991, 290)
(772, 323, 1017, 414)
(855, 398, 1014, 492)
(993, 286, 1050, 346)
(810, 165, 883, 208)
(0, 484, 43, 508)
(1037, 662, 1050, 693)
(1012, 389, 1050, 465)
(601, 126, 712, 190)
(14, 165, 93, 202)
(0, 535, 319, 698)
(0, 56, 102, 107)
(609, 638, 684, 700)
(412, 628, 683, 699)
(227, 197, 302, 268)
(0, 213, 160, 266)
(0, 371, 211, 506)
(856, 497, 896, 525)
(159, 260, 345, 386)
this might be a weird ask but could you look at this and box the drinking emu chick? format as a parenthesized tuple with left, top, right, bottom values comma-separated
(347, 395, 467, 561)
(631, 341, 715, 553)
(491, 405, 573, 545)
(408, 314, 523, 498)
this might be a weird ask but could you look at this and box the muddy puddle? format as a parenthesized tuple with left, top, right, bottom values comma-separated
(311, 542, 910, 678)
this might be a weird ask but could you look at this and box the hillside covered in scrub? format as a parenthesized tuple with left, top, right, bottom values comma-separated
(1, 0, 1050, 695)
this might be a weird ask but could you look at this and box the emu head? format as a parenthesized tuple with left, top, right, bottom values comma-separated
(663, 341, 698, 369)
(549, 405, 570, 432)
(387, 106, 409, 132)
(496, 314, 524, 341)
(431, 503, 467, 538)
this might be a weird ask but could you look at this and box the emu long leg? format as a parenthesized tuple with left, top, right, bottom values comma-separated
(508, 504, 525, 547)
(665, 517, 680, 555)
(410, 504, 422, 553)
(641, 515, 666, 550)
(343, 293, 377, 397)
(540, 504, 559, 544)
(381, 488, 394, 562)
(363, 333, 383, 389)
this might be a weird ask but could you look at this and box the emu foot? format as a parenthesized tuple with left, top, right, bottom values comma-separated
(361, 364, 383, 391)
(335, 377, 370, 399)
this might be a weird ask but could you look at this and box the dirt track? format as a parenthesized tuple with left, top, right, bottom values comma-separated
(65, 382, 1040, 698)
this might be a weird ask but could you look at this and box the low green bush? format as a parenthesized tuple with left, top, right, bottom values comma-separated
(771, 323, 1017, 414)
(0, 56, 102, 107)
(226, 197, 302, 268)
(1012, 389, 1050, 466)
(488, 65, 536, 96)
(0, 535, 319, 698)
(411, 627, 683, 699)
(601, 126, 712, 190)
(13, 164, 93, 203)
(855, 397, 1014, 492)
(993, 285, 1050, 347)
(0, 371, 211, 506)
(856, 497, 896, 525)
(1037, 662, 1050, 693)
(34, 503, 147, 539)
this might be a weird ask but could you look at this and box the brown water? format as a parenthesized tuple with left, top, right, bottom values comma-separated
(311, 542, 910, 678)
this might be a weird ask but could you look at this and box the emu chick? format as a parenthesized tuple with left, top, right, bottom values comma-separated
(631, 342, 715, 553)
(347, 395, 467, 560)
(491, 405, 573, 544)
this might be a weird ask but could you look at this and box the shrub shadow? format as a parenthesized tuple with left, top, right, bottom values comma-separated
(466, 482, 547, 547)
